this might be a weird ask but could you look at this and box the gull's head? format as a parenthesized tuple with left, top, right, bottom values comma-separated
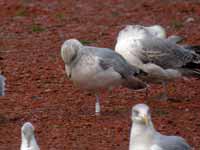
(61, 39, 82, 78)
(21, 122, 35, 140)
(145, 25, 166, 39)
(131, 104, 151, 126)
(115, 25, 149, 53)
(117, 25, 149, 41)
(61, 39, 82, 65)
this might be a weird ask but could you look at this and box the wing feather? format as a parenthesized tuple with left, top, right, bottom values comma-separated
(140, 37, 195, 69)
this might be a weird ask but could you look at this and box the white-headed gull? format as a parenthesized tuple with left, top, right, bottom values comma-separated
(129, 103, 191, 150)
(21, 122, 40, 150)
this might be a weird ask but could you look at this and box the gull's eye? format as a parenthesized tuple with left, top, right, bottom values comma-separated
(133, 110, 139, 116)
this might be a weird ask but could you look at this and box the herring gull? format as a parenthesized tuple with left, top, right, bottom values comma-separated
(129, 103, 191, 150)
(21, 122, 40, 150)
(61, 39, 147, 115)
(115, 25, 200, 100)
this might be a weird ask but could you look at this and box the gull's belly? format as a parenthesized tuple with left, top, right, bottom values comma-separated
(130, 143, 151, 150)
(131, 146, 147, 150)
(150, 145, 163, 150)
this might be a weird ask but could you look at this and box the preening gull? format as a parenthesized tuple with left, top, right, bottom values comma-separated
(21, 122, 40, 150)
(129, 103, 191, 150)
(0, 74, 5, 96)
(115, 25, 200, 100)
(61, 39, 147, 115)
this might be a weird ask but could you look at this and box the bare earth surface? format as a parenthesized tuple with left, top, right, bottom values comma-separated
(0, 0, 200, 149)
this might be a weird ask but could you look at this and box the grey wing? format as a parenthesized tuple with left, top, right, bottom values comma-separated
(86, 47, 141, 78)
(86, 47, 147, 90)
(0, 75, 5, 96)
(140, 37, 195, 69)
(166, 35, 184, 44)
(152, 135, 191, 150)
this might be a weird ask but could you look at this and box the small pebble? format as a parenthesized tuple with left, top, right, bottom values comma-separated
(185, 17, 195, 23)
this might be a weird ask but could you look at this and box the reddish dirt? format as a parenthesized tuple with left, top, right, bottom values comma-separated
(0, 0, 200, 149)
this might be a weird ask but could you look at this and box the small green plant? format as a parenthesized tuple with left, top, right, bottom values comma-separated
(155, 108, 168, 116)
(16, 8, 27, 16)
(51, 124, 62, 128)
(21, 0, 32, 3)
(56, 13, 65, 20)
(171, 20, 183, 29)
(31, 24, 45, 32)
(111, 11, 120, 17)
(112, 106, 128, 114)
(80, 40, 95, 45)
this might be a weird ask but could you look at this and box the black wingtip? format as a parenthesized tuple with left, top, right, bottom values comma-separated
(184, 45, 200, 54)
(136, 69, 148, 76)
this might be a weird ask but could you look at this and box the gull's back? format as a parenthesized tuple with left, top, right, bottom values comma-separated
(117, 25, 199, 69)
(140, 36, 195, 68)
(70, 45, 146, 90)
(0, 75, 5, 96)
(152, 132, 191, 150)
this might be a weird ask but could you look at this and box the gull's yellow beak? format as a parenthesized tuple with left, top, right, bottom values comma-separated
(65, 65, 72, 78)
(142, 114, 149, 125)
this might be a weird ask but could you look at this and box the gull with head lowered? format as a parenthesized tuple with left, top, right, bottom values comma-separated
(115, 25, 200, 100)
(61, 39, 147, 115)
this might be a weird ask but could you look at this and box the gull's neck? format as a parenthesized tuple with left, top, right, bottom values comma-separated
(129, 121, 156, 150)
(115, 36, 142, 53)
(131, 120, 156, 135)
(130, 122, 149, 137)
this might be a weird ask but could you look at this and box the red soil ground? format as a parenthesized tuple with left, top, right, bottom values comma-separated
(0, 0, 200, 149)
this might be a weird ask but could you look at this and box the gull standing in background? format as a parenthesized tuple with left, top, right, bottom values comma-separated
(115, 25, 200, 100)
(21, 122, 40, 150)
(0, 74, 5, 96)
(61, 39, 147, 115)
(129, 103, 191, 150)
